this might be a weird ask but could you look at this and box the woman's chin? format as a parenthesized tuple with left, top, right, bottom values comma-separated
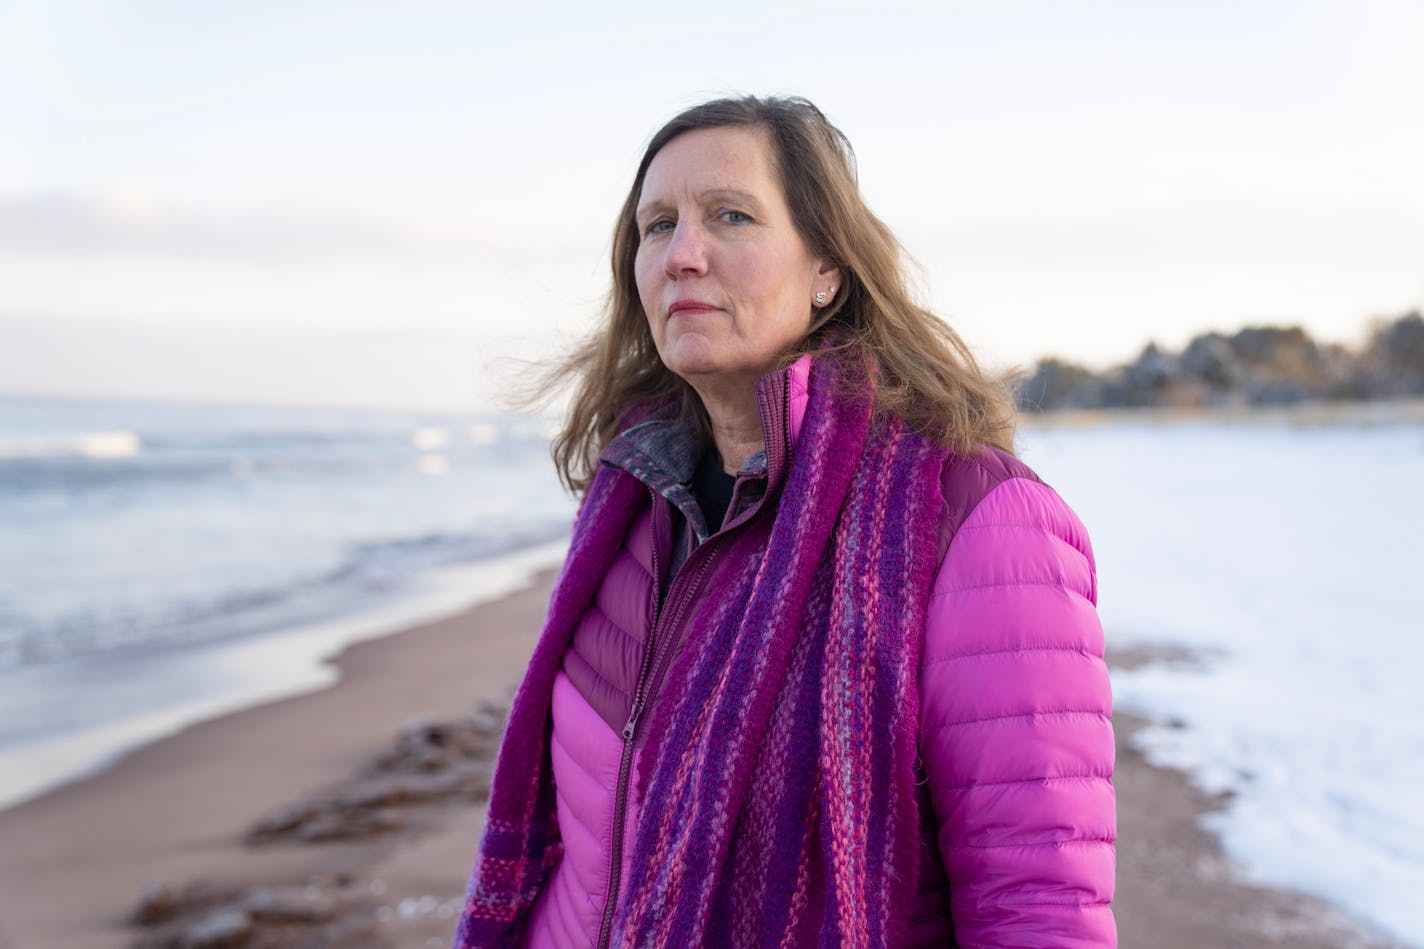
(661, 338, 732, 380)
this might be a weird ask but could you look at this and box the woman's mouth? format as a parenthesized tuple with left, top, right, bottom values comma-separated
(668, 300, 720, 318)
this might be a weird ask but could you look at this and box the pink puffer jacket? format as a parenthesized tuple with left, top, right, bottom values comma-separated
(524, 356, 1116, 948)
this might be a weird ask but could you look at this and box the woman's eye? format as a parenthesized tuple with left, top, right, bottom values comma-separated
(645, 219, 674, 236)
(720, 209, 752, 224)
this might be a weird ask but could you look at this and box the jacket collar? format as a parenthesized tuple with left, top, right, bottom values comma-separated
(598, 357, 807, 542)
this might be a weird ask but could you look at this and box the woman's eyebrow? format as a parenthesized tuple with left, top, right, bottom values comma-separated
(635, 198, 673, 225)
(636, 189, 766, 224)
(702, 188, 762, 210)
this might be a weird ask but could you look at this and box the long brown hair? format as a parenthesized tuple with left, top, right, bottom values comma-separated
(547, 95, 1017, 493)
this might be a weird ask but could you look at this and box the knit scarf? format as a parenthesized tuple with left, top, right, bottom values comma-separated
(454, 356, 947, 948)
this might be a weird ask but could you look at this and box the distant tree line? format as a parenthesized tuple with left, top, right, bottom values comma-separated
(1016, 310, 1424, 412)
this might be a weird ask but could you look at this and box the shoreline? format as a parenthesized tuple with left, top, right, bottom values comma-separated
(0, 567, 563, 949)
(0, 539, 570, 814)
(0, 579, 1409, 948)
(1111, 712, 1409, 949)
(1020, 395, 1424, 429)
(1108, 644, 1412, 949)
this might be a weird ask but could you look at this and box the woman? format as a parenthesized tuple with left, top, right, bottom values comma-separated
(456, 96, 1116, 948)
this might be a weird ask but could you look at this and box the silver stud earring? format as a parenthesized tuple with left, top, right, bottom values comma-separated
(815, 291, 827, 306)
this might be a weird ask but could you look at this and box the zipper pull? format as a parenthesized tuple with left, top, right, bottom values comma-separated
(622, 699, 644, 742)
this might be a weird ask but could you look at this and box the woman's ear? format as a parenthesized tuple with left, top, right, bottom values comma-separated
(815, 258, 843, 301)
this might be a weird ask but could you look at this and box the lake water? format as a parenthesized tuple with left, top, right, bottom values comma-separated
(2, 394, 1420, 946)
(0, 395, 575, 809)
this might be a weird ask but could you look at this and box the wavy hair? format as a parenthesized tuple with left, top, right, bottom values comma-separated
(547, 95, 1017, 493)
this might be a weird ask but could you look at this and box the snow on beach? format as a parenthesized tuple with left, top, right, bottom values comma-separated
(1020, 412, 1424, 947)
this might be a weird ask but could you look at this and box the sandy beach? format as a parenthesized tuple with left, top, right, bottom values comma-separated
(0, 569, 1407, 949)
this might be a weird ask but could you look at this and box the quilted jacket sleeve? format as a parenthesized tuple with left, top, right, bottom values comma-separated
(920, 474, 1117, 948)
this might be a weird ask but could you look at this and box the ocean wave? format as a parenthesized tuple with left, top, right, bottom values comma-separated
(0, 430, 142, 460)
(0, 431, 549, 495)
(412, 423, 513, 450)
(0, 519, 571, 671)
(411, 426, 451, 450)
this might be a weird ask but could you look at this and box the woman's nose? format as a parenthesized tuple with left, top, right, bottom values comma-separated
(663, 220, 708, 278)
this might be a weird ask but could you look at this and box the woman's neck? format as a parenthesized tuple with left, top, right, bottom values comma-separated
(694, 381, 764, 475)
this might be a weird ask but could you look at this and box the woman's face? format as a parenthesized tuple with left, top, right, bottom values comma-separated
(634, 126, 837, 393)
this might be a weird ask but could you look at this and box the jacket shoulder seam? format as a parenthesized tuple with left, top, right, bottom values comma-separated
(923, 708, 1110, 731)
(943, 837, 1115, 851)
(939, 773, 1114, 791)
(923, 646, 1101, 667)
(930, 580, 1095, 602)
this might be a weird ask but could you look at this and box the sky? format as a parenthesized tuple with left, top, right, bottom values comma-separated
(2, 0, 1421, 411)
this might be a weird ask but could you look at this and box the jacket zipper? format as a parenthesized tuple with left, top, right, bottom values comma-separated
(594, 371, 787, 947)
(595, 490, 722, 949)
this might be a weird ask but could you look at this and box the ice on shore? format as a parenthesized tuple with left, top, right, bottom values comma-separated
(1021, 417, 1424, 948)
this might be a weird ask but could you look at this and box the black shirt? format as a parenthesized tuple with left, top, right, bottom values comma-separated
(692, 449, 736, 536)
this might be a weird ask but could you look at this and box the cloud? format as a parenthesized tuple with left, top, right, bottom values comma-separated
(899, 201, 1424, 269)
(0, 190, 594, 266)
(0, 308, 544, 411)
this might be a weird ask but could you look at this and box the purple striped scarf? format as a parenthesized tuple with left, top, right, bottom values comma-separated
(455, 356, 945, 947)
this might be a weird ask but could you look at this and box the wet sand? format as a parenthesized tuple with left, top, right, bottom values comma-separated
(0, 571, 1406, 948)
